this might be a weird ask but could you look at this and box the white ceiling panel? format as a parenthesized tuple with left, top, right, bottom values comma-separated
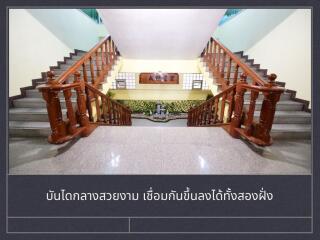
(99, 9, 226, 59)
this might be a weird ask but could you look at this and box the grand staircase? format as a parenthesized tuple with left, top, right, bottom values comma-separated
(188, 37, 311, 145)
(198, 50, 311, 140)
(9, 36, 131, 143)
(9, 35, 311, 146)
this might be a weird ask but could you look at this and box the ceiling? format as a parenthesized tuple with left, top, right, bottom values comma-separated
(98, 9, 226, 59)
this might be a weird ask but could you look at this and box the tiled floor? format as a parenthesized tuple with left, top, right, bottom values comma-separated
(9, 126, 311, 175)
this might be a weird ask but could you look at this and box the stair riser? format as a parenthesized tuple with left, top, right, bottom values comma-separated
(254, 116, 311, 124)
(271, 131, 311, 140)
(244, 103, 302, 111)
(54, 67, 115, 76)
(244, 94, 291, 101)
(10, 113, 49, 122)
(9, 128, 50, 137)
(13, 100, 76, 109)
(26, 90, 77, 98)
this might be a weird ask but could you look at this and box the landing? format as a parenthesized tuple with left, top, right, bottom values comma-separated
(9, 126, 310, 175)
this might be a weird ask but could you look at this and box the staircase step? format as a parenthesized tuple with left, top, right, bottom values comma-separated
(9, 108, 67, 122)
(244, 100, 303, 111)
(271, 124, 311, 139)
(254, 111, 311, 124)
(244, 91, 292, 101)
(9, 121, 51, 137)
(13, 98, 77, 108)
(26, 89, 77, 98)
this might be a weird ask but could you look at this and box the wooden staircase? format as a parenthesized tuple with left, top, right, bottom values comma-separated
(9, 36, 131, 144)
(188, 37, 311, 146)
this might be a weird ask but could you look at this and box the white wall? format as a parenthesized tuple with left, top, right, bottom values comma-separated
(213, 9, 295, 52)
(28, 9, 108, 51)
(9, 9, 72, 96)
(9, 9, 108, 97)
(245, 9, 311, 103)
(120, 59, 200, 73)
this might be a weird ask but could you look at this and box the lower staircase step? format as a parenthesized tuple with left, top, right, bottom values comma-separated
(9, 108, 67, 122)
(9, 121, 51, 137)
(271, 124, 311, 139)
(254, 111, 311, 124)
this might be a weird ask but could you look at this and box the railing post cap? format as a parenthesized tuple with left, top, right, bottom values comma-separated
(240, 73, 247, 82)
(47, 70, 55, 78)
(268, 73, 277, 82)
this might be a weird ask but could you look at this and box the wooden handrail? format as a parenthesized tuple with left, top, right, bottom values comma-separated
(210, 38, 266, 86)
(85, 83, 132, 113)
(56, 36, 112, 85)
(37, 36, 132, 144)
(189, 38, 285, 146)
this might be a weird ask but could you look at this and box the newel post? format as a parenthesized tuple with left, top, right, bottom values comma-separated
(74, 71, 90, 128)
(255, 74, 281, 145)
(229, 73, 247, 138)
(42, 71, 67, 143)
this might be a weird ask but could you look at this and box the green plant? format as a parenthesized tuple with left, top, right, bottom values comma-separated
(120, 100, 204, 114)
(107, 91, 115, 99)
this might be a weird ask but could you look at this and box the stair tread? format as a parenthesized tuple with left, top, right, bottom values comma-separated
(9, 121, 50, 129)
(9, 108, 66, 114)
(271, 124, 311, 132)
(14, 97, 76, 102)
(254, 110, 311, 117)
(244, 100, 303, 105)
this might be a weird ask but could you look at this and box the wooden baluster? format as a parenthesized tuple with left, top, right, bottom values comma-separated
(95, 49, 100, 77)
(227, 87, 237, 122)
(255, 74, 281, 145)
(221, 51, 227, 78)
(207, 100, 214, 124)
(212, 41, 217, 67)
(226, 57, 232, 85)
(74, 71, 90, 129)
(101, 97, 108, 123)
(229, 73, 247, 137)
(205, 41, 209, 56)
(101, 43, 106, 69)
(220, 93, 227, 123)
(42, 71, 66, 143)
(89, 56, 95, 84)
(63, 88, 77, 134)
(82, 62, 93, 121)
(213, 98, 219, 123)
(244, 90, 259, 136)
(233, 64, 239, 85)
(110, 40, 114, 63)
(107, 98, 112, 124)
(94, 93, 101, 122)
(105, 41, 109, 66)
(216, 46, 221, 72)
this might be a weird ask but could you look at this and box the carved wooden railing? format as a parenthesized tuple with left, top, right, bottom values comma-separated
(188, 38, 284, 146)
(37, 36, 132, 144)
(85, 83, 132, 126)
(188, 85, 236, 126)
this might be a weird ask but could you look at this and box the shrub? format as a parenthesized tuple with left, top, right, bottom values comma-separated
(118, 100, 205, 114)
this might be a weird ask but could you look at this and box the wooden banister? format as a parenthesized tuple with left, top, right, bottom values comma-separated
(37, 36, 132, 144)
(189, 38, 285, 146)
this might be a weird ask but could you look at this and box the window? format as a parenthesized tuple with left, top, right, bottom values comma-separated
(112, 72, 136, 89)
(183, 73, 208, 90)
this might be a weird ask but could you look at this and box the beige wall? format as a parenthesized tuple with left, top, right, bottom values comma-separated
(111, 89, 210, 101)
(245, 9, 311, 104)
(120, 59, 200, 73)
(9, 9, 72, 96)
